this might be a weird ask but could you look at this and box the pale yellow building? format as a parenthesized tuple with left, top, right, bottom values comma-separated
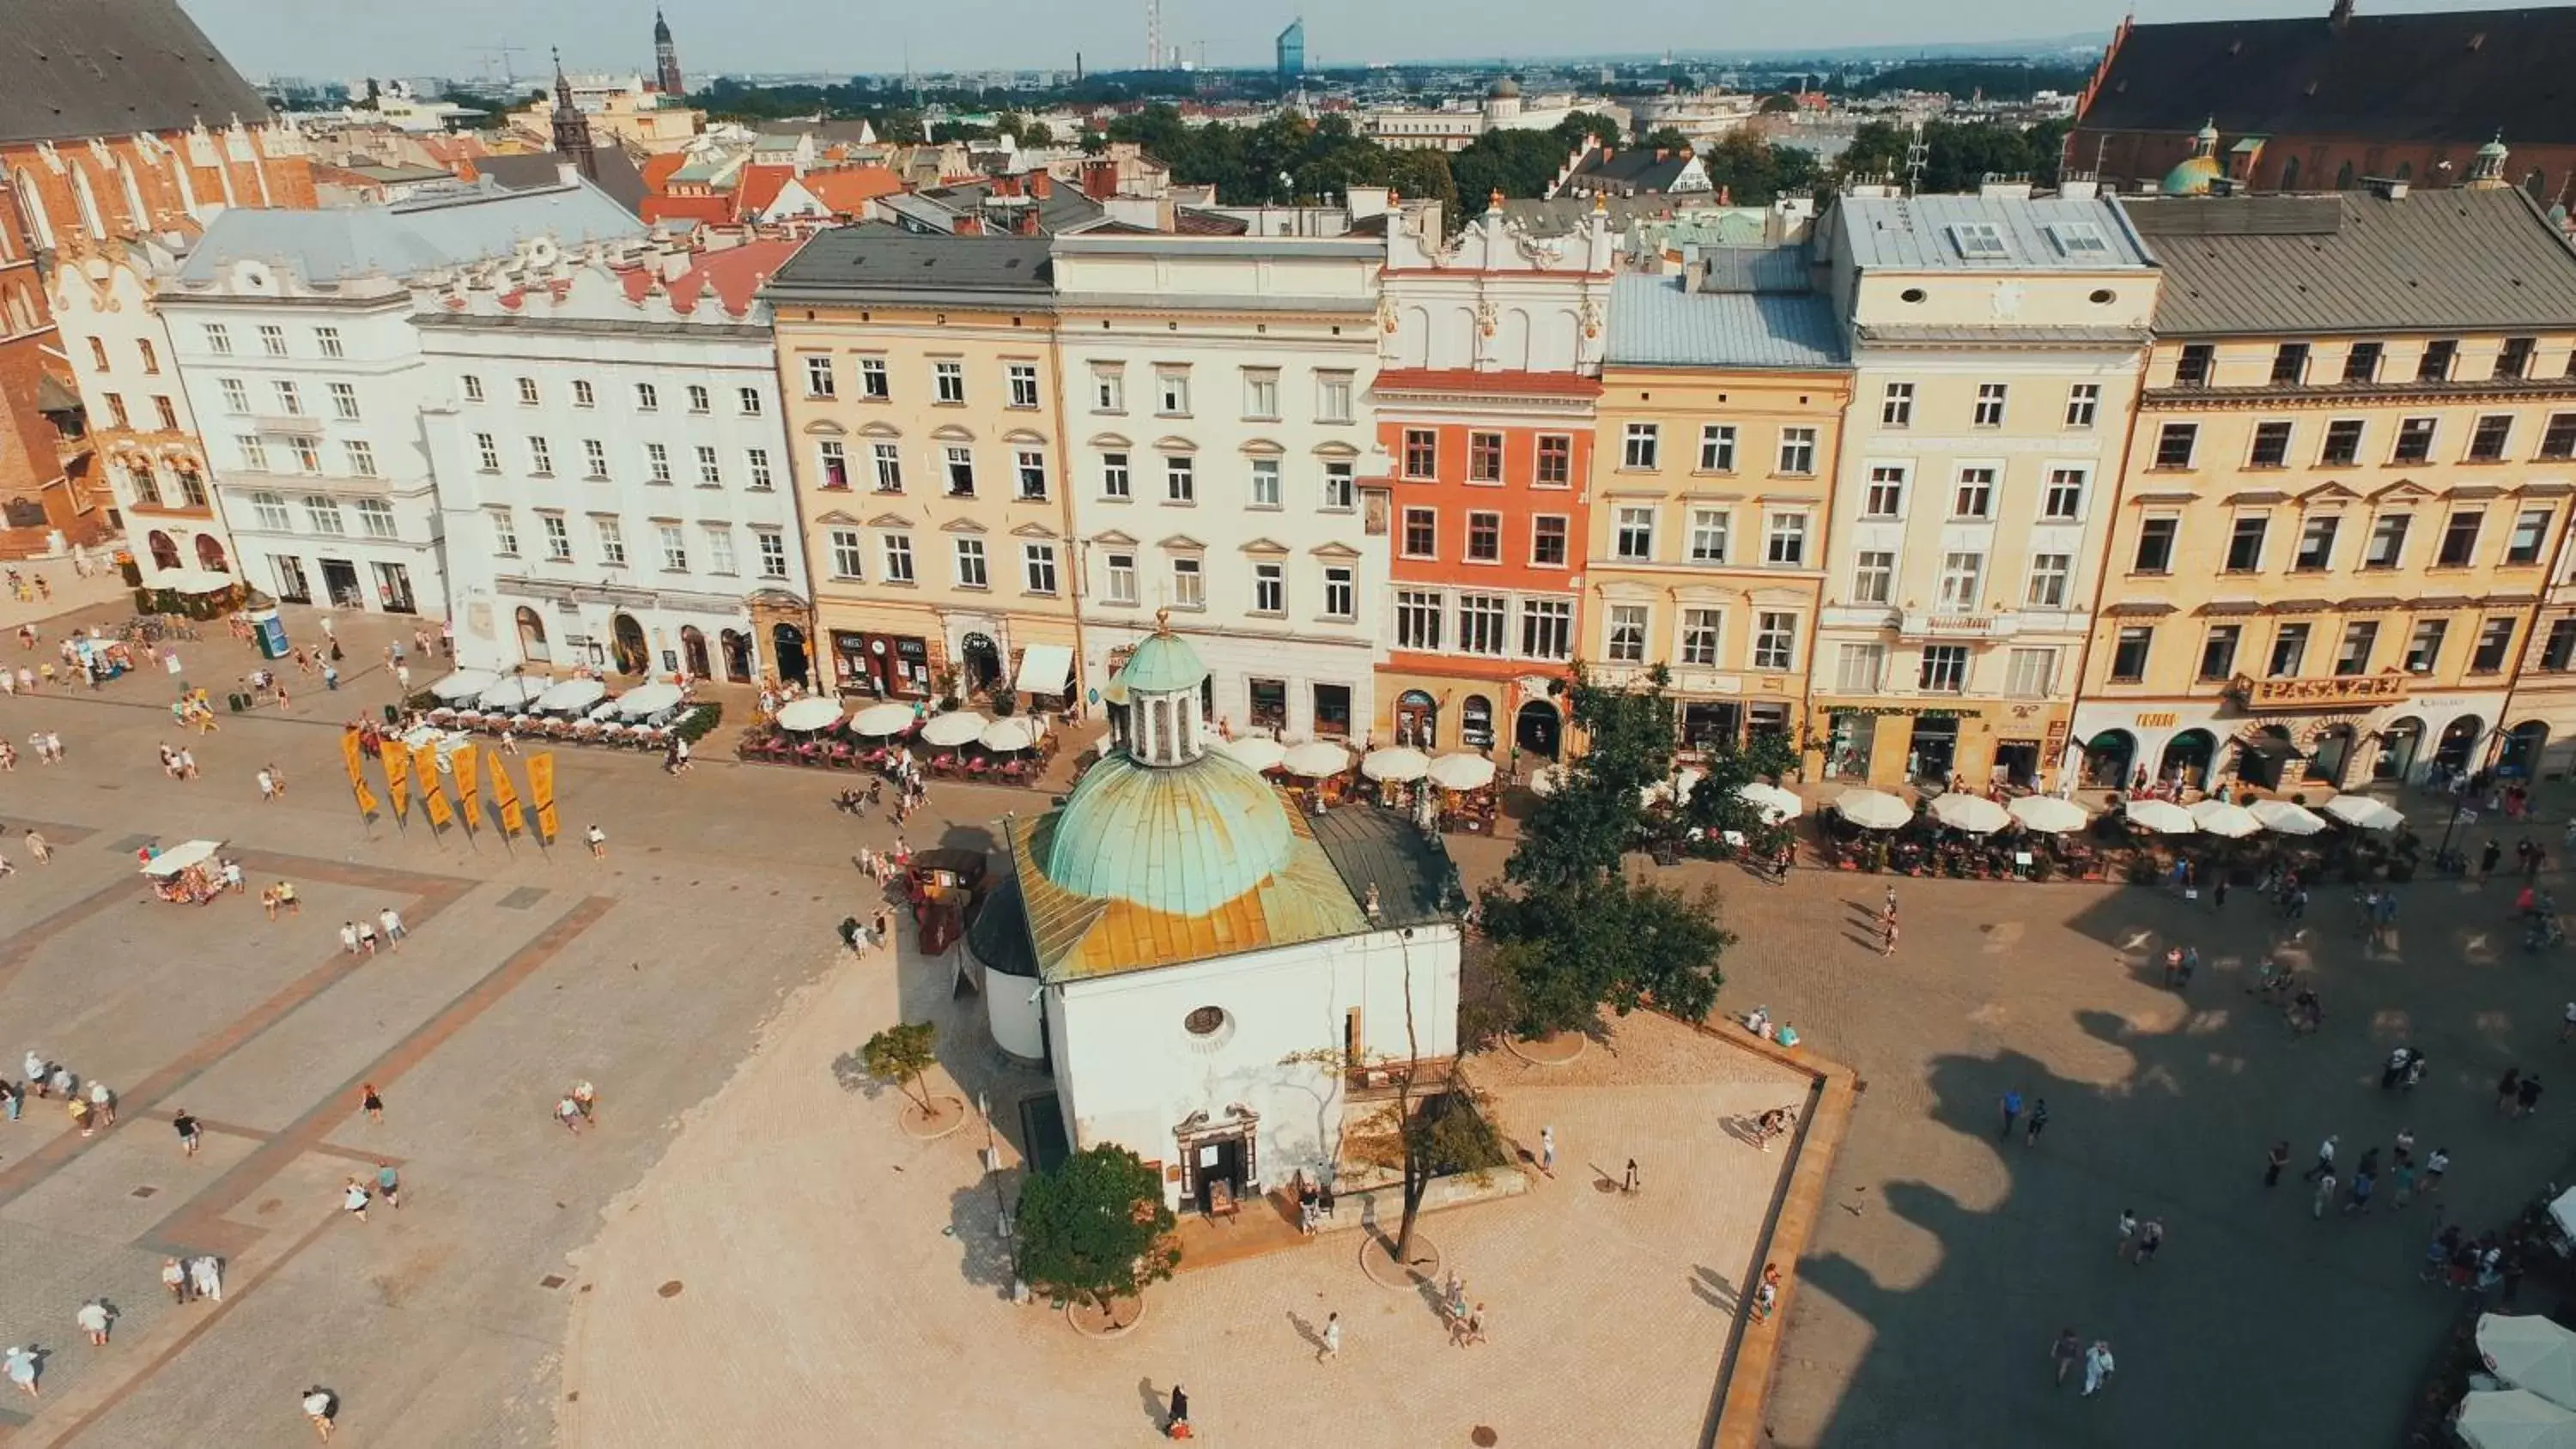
(2075, 179, 2576, 793)
(763, 229, 1084, 706)
(1588, 259, 1850, 754)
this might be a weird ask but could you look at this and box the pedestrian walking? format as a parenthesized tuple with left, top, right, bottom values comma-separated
(76, 1301, 110, 1347)
(1317, 1312, 1340, 1363)
(2081, 1340, 2115, 1397)
(556, 1094, 586, 1133)
(2518, 1075, 2545, 1118)
(586, 824, 607, 858)
(1165, 1384, 1190, 1439)
(22, 831, 45, 864)
(374, 1161, 399, 1210)
(339, 921, 359, 955)
(2425, 1147, 2451, 1194)
(355, 919, 378, 955)
(2000, 1088, 2023, 1140)
(1880, 916, 1899, 957)
(161, 1258, 187, 1305)
(6, 1344, 39, 1398)
(173, 1108, 200, 1156)
(302, 1386, 337, 1441)
(257, 768, 276, 803)
(1, 1079, 18, 1122)
(872, 908, 892, 951)
(189, 1256, 222, 1303)
(378, 906, 405, 952)
(572, 1081, 598, 1120)
(68, 1095, 91, 1137)
(2134, 1218, 2164, 1265)
(1622, 1157, 1641, 1194)
(2345, 1168, 2376, 1214)
(2213, 876, 2228, 909)
(2498, 1067, 2524, 1114)
(340, 1178, 369, 1223)
(2312, 1171, 2338, 1219)
(2563, 1001, 2576, 1044)
(1539, 1125, 1555, 1177)
(2052, 1327, 2082, 1386)
(2117, 1208, 2138, 1260)
(2024, 1097, 2050, 1147)
(2391, 1160, 2419, 1207)
(2302, 1135, 2339, 1182)
(88, 1079, 112, 1126)
(2264, 1140, 2290, 1187)
(359, 1083, 384, 1123)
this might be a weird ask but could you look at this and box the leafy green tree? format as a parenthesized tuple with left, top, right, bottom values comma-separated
(859, 1021, 939, 1113)
(1013, 1144, 1180, 1314)
(1454, 128, 1577, 203)
(1638, 126, 1691, 152)
(1758, 93, 1801, 114)
(1020, 120, 1054, 149)
(1559, 111, 1623, 148)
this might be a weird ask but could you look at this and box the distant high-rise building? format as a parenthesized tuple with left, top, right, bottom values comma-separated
(653, 8, 685, 99)
(1277, 18, 1305, 81)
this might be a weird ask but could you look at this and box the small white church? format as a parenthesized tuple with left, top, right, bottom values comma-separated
(969, 621, 1464, 1213)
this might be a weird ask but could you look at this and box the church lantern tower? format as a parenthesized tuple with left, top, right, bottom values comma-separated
(550, 50, 598, 181)
(653, 9, 686, 100)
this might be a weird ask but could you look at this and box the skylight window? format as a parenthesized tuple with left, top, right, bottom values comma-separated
(2048, 222, 2111, 258)
(1949, 222, 2010, 259)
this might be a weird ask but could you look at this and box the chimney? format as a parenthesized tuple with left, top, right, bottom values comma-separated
(1082, 157, 1118, 200)
(993, 173, 1022, 197)
(1028, 168, 1052, 199)
(2329, 0, 2354, 29)
(1655, 149, 1670, 162)
(556, 159, 580, 187)
(955, 214, 983, 235)
(1015, 204, 1041, 236)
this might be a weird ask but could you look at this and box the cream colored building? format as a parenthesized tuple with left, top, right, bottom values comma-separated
(2074, 182, 2576, 793)
(1807, 186, 2159, 791)
(1588, 253, 1850, 755)
(764, 230, 1084, 706)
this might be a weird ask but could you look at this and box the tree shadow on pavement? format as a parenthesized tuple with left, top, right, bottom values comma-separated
(946, 1179, 1018, 1296)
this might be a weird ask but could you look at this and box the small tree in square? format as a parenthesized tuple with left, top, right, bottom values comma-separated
(1014, 1144, 1181, 1317)
(859, 1021, 939, 1113)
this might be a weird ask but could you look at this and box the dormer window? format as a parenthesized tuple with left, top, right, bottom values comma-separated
(1948, 222, 2009, 260)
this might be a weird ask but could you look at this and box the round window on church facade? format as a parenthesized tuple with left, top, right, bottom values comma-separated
(1184, 1006, 1228, 1036)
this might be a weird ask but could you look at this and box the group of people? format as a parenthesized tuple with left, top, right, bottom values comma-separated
(2282, 1131, 2451, 1220)
(18, 731, 65, 766)
(7, 1052, 113, 1137)
(554, 1080, 600, 1134)
(337, 907, 410, 955)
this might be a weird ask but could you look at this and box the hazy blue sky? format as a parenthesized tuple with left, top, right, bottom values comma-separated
(184, 0, 2483, 83)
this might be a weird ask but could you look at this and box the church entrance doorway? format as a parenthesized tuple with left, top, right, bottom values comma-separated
(1174, 1105, 1261, 1216)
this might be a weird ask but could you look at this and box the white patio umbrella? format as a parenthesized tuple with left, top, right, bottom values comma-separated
(534, 678, 606, 715)
(1528, 764, 1567, 797)
(1361, 747, 1431, 783)
(2549, 1185, 2576, 1240)
(1928, 792, 2011, 834)
(920, 711, 987, 748)
(429, 669, 499, 703)
(2188, 798, 2263, 840)
(2458, 1389, 2576, 1449)
(848, 701, 918, 737)
(980, 716, 1045, 752)
(1281, 741, 1352, 779)
(2323, 794, 2407, 831)
(2007, 795, 2091, 834)
(1739, 781, 1804, 825)
(477, 676, 544, 712)
(1218, 737, 1287, 772)
(775, 696, 846, 733)
(1649, 767, 1707, 806)
(615, 682, 683, 718)
(2482, 1315, 2576, 1413)
(1426, 753, 1497, 791)
(2124, 798, 2198, 834)
(2249, 798, 2330, 836)
(1832, 788, 1914, 830)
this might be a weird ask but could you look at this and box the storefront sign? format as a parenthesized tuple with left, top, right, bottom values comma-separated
(2135, 712, 2179, 729)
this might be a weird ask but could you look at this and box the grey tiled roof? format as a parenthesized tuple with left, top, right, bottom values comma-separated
(2122, 189, 2576, 336)
(1835, 194, 2155, 272)
(1607, 272, 1847, 370)
(0, 0, 270, 145)
(762, 224, 1056, 305)
(480, 150, 648, 218)
(1307, 806, 1461, 929)
(175, 182, 644, 287)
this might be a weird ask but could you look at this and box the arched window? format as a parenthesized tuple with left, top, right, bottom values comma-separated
(147, 530, 180, 569)
(193, 533, 229, 573)
(2334, 160, 2355, 191)
(118, 161, 146, 230)
(2280, 156, 2301, 191)
(70, 166, 103, 239)
(10, 169, 51, 251)
(2394, 161, 2413, 181)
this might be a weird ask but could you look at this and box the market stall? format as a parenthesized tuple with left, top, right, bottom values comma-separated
(142, 840, 225, 904)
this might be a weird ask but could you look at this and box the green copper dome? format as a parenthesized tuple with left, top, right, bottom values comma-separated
(1118, 629, 1208, 695)
(1042, 750, 1297, 916)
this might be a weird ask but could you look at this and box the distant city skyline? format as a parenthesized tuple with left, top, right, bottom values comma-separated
(182, 0, 2503, 85)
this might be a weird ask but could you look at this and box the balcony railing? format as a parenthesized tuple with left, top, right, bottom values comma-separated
(2226, 672, 2409, 710)
(1898, 609, 2021, 642)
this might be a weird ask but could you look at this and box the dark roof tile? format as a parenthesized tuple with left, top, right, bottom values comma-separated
(0, 0, 270, 145)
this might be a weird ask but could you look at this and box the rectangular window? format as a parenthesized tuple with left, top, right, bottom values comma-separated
(1880, 382, 1913, 427)
(328, 382, 360, 421)
(2509, 508, 2554, 565)
(1024, 543, 1060, 595)
(204, 324, 232, 355)
(273, 380, 303, 416)
(1017, 449, 1049, 501)
(1852, 550, 1894, 604)
(2404, 618, 2449, 674)
(1681, 608, 1722, 667)
(2269, 622, 2311, 677)
(1838, 643, 1886, 693)
(829, 528, 865, 580)
(1467, 511, 1502, 562)
(528, 436, 555, 476)
(1532, 516, 1569, 567)
(2225, 516, 2268, 573)
(860, 358, 889, 399)
(738, 386, 762, 415)
(2342, 342, 2382, 385)
(1521, 598, 1572, 660)
(2173, 343, 2214, 387)
(474, 432, 501, 471)
(2541, 414, 2576, 460)
(2437, 510, 2484, 567)
(1688, 507, 1730, 563)
(1918, 645, 1970, 693)
(2065, 383, 2099, 429)
(1242, 369, 1279, 420)
(881, 532, 914, 584)
(747, 448, 774, 490)
(1972, 383, 2008, 427)
(2026, 553, 2072, 609)
(2321, 418, 2365, 466)
(2392, 416, 2438, 464)
(1093, 368, 1124, 412)
(2197, 625, 2242, 682)
(1164, 455, 1194, 503)
(817, 440, 848, 490)
(2336, 621, 2379, 676)
(2270, 342, 2311, 386)
(645, 442, 671, 483)
(657, 523, 689, 571)
(1765, 512, 1808, 567)
(303, 495, 344, 535)
(945, 446, 975, 497)
(866, 443, 899, 493)
(1605, 604, 1649, 664)
(1467, 431, 1504, 483)
(105, 393, 129, 429)
(1622, 422, 1659, 470)
(1101, 452, 1130, 499)
(756, 529, 789, 579)
(953, 537, 988, 589)
(1777, 427, 1817, 476)
(2134, 516, 2178, 573)
(1753, 611, 1796, 671)
(2469, 414, 2514, 463)
(1395, 590, 1443, 650)
(684, 385, 710, 415)
(2499, 337, 2537, 380)
(1009, 363, 1041, 410)
(933, 361, 965, 403)
(1321, 461, 1355, 510)
(483, 507, 519, 556)
(2548, 619, 2576, 672)
(2472, 617, 2518, 673)
(515, 376, 539, 406)
(638, 382, 660, 412)
(1104, 552, 1136, 605)
(2417, 339, 2458, 383)
(2248, 420, 2293, 468)
(2007, 646, 2058, 697)
(542, 514, 572, 561)
(1171, 556, 1204, 608)
(571, 379, 595, 408)
(1403, 428, 1438, 478)
(2295, 515, 2339, 571)
(595, 517, 627, 565)
(2110, 627, 2154, 683)
(704, 525, 736, 574)
(1680, 425, 1735, 478)
(2041, 467, 2087, 521)
(1614, 506, 1655, 561)
(343, 440, 378, 478)
(460, 373, 483, 403)
(258, 324, 287, 358)
(1863, 465, 1905, 518)
(1252, 561, 1286, 615)
(2154, 422, 2197, 469)
(220, 378, 249, 415)
(1458, 594, 1508, 656)
(250, 491, 291, 530)
(349, 499, 395, 540)
(1936, 552, 1985, 609)
(1401, 506, 1437, 558)
(1157, 369, 1189, 415)
(1951, 467, 1995, 519)
(1248, 457, 1280, 508)
(681, 445, 714, 488)
(1317, 373, 1353, 423)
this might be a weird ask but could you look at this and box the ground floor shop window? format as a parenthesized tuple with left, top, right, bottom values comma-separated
(1993, 738, 2039, 788)
(1249, 677, 1287, 733)
(270, 555, 310, 604)
(1826, 712, 1874, 779)
(1909, 717, 1959, 785)
(1312, 682, 1352, 738)
(1394, 689, 1437, 749)
(1461, 694, 1495, 749)
(1682, 701, 1741, 753)
(834, 631, 930, 699)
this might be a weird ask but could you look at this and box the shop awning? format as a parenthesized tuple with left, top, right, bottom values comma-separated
(1014, 643, 1073, 694)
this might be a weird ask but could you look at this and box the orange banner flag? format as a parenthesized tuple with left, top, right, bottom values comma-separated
(353, 779, 379, 817)
(409, 741, 441, 790)
(498, 798, 525, 837)
(381, 745, 411, 820)
(533, 802, 560, 842)
(451, 749, 481, 829)
(423, 787, 455, 828)
(489, 751, 521, 811)
(340, 729, 365, 786)
(526, 751, 556, 810)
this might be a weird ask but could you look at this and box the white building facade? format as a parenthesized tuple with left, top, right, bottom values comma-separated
(1054, 235, 1389, 743)
(413, 237, 809, 682)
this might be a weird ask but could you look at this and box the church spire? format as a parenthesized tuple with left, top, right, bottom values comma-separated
(550, 49, 598, 181)
(653, 9, 687, 100)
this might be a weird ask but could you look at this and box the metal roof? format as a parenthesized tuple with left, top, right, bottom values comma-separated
(1307, 807, 1461, 930)
(174, 183, 643, 288)
(1051, 234, 1384, 259)
(2122, 189, 2576, 336)
(0, 0, 270, 145)
(1834, 194, 2156, 272)
(1607, 273, 1847, 370)
(762, 224, 1056, 306)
